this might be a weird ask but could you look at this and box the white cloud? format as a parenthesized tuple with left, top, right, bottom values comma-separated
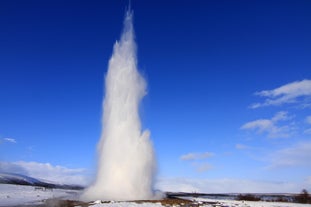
(241, 119, 274, 132)
(251, 79, 311, 108)
(271, 111, 291, 122)
(180, 152, 214, 173)
(180, 152, 214, 161)
(0, 138, 17, 144)
(0, 161, 89, 185)
(304, 116, 311, 134)
(4, 138, 16, 143)
(303, 116, 311, 134)
(266, 140, 311, 169)
(156, 177, 307, 193)
(240, 111, 294, 138)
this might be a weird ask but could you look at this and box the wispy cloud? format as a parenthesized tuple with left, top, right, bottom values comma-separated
(266, 140, 311, 169)
(241, 111, 294, 138)
(156, 177, 306, 193)
(180, 152, 214, 161)
(180, 152, 214, 173)
(0, 138, 17, 144)
(0, 161, 89, 185)
(251, 79, 311, 109)
(304, 115, 311, 134)
(4, 138, 17, 143)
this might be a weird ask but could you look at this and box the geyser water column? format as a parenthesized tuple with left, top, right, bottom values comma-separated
(82, 10, 156, 201)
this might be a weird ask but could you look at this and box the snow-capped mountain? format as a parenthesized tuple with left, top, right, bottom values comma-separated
(0, 172, 84, 190)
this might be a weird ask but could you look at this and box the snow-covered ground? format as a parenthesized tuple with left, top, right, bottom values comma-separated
(88, 198, 311, 207)
(187, 197, 311, 207)
(0, 184, 81, 206)
(1, 184, 311, 207)
(88, 199, 311, 207)
(89, 201, 163, 207)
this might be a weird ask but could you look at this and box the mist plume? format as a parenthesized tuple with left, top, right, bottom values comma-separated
(81, 10, 156, 201)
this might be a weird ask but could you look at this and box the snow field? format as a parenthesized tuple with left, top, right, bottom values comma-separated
(1, 184, 311, 207)
(190, 197, 311, 207)
(88, 198, 311, 207)
(89, 201, 163, 207)
(0, 184, 80, 206)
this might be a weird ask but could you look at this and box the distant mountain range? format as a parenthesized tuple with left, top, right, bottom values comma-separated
(0, 172, 84, 190)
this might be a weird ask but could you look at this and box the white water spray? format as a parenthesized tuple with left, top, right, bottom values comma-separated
(82, 10, 156, 201)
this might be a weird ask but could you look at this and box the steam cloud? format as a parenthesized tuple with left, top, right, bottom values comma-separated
(81, 10, 156, 201)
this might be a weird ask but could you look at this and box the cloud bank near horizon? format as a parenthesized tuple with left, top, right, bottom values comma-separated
(0, 160, 309, 193)
(156, 177, 310, 194)
(0, 161, 89, 185)
(266, 140, 311, 169)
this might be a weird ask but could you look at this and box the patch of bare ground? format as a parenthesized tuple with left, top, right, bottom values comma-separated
(135, 197, 192, 205)
(37, 199, 90, 207)
(38, 197, 217, 207)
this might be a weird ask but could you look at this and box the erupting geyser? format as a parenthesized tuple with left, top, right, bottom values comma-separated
(81, 10, 156, 201)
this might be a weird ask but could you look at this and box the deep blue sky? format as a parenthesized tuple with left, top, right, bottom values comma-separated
(1, 1, 311, 192)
